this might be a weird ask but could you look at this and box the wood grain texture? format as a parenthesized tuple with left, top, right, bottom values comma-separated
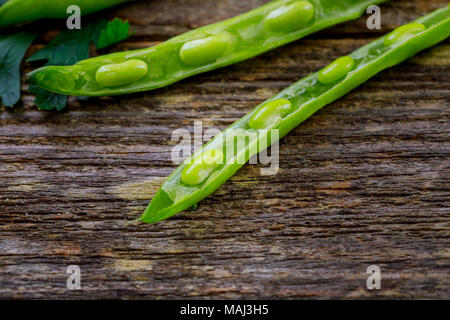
(0, 0, 449, 299)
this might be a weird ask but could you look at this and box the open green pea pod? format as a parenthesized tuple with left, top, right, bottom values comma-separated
(140, 5, 450, 223)
(0, 0, 132, 28)
(28, 0, 389, 96)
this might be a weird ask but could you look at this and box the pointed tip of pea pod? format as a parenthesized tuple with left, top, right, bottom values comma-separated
(139, 208, 164, 224)
(26, 69, 40, 85)
(139, 189, 178, 224)
(26, 66, 76, 94)
(139, 205, 171, 224)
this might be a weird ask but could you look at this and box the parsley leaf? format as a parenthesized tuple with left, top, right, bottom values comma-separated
(97, 18, 131, 49)
(29, 85, 67, 111)
(0, 31, 37, 107)
(28, 19, 108, 66)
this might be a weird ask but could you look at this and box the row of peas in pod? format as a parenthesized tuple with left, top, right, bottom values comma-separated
(96, 0, 316, 86)
(28, 0, 389, 96)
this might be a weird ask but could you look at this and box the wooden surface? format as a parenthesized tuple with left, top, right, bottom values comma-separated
(1, 0, 449, 299)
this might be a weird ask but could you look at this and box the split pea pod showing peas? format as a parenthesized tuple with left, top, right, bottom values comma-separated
(28, 0, 389, 97)
(0, 0, 132, 28)
(139, 6, 450, 223)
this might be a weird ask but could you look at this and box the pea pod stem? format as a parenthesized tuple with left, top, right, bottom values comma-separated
(28, 0, 389, 96)
(140, 6, 450, 223)
(0, 0, 132, 28)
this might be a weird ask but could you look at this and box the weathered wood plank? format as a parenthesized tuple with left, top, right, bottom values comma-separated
(0, 0, 449, 299)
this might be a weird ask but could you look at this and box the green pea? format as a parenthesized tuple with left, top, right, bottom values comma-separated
(180, 34, 229, 66)
(318, 56, 355, 85)
(95, 59, 148, 87)
(249, 99, 292, 129)
(264, 1, 315, 32)
(181, 149, 224, 186)
(384, 23, 426, 46)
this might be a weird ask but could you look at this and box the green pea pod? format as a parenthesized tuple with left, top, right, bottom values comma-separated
(0, 0, 132, 28)
(27, 0, 389, 96)
(140, 5, 450, 223)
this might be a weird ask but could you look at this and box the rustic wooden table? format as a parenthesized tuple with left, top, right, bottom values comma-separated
(0, 0, 449, 299)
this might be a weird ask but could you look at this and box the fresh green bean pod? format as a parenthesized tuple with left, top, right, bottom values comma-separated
(28, 0, 389, 97)
(0, 0, 131, 28)
(140, 6, 450, 223)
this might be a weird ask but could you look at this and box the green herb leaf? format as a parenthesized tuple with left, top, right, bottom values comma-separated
(27, 19, 107, 66)
(0, 31, 37, 107)
(29, 85, 67, 111)
(97, 18, 130, 49)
